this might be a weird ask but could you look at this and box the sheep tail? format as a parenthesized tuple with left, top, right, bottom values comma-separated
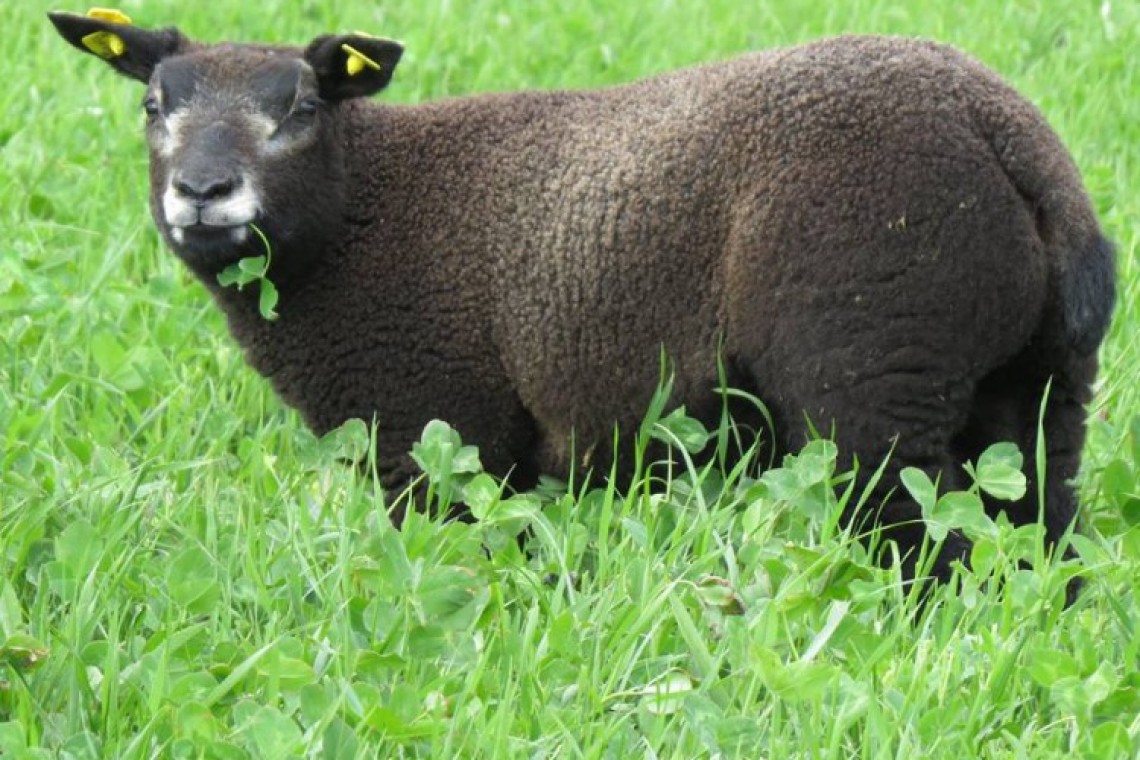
(1055, 233, 1116, 357)
(979, 90, 1116, 358)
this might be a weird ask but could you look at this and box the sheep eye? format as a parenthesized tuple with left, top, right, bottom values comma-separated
(142, 96, 161, 120)
(293, 97, 321, 117)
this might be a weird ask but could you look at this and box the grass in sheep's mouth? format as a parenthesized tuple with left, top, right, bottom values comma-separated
(4, 0, 1139, 757)
(216, 222, 279, 320)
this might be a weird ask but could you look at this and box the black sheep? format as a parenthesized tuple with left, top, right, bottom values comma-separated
(49, 10, 1115, 581)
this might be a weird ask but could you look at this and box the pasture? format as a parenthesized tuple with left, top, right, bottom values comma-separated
(2, 0, 1138, 757)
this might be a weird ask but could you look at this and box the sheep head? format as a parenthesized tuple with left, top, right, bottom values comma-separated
(49, 10, 403, 279)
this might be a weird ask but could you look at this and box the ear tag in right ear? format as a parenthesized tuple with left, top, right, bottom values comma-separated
(86, 7, 133, 24)
(81, 30, 126, 58)
(341, 43, 381, 76)
(80, 8, 132, 58)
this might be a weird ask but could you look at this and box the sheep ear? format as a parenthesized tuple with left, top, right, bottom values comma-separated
(304, 34, 404, 101)
(48, 10, 185, 82)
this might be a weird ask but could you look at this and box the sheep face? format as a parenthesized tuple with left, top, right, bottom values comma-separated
(48, 12, 403, 278)
(143, 50, 341, 276)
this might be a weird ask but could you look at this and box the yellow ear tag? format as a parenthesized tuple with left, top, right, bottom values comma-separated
(86, 7, 133, 24)
(81, 30, 126, 58)
(341, 44, 381, 77)
(81, 8, 131, 59)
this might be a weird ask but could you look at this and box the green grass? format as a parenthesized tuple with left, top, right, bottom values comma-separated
(3, 0, 1139, 757)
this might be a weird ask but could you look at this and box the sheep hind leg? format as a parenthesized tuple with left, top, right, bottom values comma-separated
(753, 359, 981, 587)
(950, 353, 1098, 558)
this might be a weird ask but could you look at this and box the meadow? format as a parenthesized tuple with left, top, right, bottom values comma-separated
(2, 0, 1138, 757)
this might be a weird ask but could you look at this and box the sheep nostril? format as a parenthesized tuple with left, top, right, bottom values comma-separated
(174, 173, 238, 204)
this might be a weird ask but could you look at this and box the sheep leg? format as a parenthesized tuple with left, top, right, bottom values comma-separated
(748, 353, 981, 584)
(952, 352, 1098, 549)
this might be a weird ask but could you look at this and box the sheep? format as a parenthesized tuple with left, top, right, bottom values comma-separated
(49, 10, 1115, 584)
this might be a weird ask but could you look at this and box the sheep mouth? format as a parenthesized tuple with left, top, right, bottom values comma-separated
(167, 223, 255, 269)
(170, 223, 251, 249)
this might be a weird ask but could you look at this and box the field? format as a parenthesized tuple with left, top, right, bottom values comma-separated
(3, 0, 1138, 757)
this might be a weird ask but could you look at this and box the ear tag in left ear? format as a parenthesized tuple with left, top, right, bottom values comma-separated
(86, 7, 133, 24)
(81, 30, 126, 58)
(341, 44, 381, 76)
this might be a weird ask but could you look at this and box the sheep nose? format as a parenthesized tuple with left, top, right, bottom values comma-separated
(173, 171, 238, 204)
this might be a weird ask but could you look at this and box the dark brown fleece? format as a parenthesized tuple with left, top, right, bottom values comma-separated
(49, 15, 1114, 579)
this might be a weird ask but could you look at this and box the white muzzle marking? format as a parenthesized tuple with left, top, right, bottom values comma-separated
(163, 178, 261, 231)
